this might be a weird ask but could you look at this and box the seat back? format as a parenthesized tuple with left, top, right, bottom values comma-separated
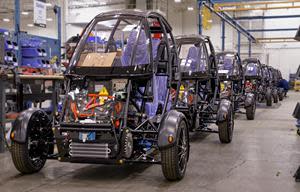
(184, 46, 207, 73)
(245, 63, 258, 76)
(156, 76, 168, 103)
(185, 46, 199, 72)
(121, 29, 149, 66)
(152, 38, 161, 60)
(223, 57, 234, 71)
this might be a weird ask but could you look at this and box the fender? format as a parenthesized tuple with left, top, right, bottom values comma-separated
(216, 99, 231, 124)
(11, 108, 50, 144)
(244, 93, 255, 108)
(158, 110, 187, 149)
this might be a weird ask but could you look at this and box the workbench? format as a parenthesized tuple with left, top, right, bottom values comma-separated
(0, 73, 64, 153)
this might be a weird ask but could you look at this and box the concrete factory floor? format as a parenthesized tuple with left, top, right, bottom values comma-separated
(0, 92, 300, 192)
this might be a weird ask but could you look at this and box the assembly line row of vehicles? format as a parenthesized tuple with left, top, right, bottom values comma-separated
(8, 10, 285, 181)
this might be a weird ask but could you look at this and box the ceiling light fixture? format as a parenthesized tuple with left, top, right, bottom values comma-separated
(187, 6, 194, 11)
(174, 0, 182, 3)
(45, 3, 52, 7)
(46, 18, 53, 21)
(3, 18, 10, 22)
(27, 24, 34, 27)
(21, 11, 29, 15)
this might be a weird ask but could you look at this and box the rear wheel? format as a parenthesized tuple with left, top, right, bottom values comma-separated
(266, 88, 272, 106)
(218, 105, 234, 143)
(161, 120, 189, 181)
(11, 111, 53, 174)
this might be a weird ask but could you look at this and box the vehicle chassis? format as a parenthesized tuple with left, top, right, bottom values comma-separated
(9, 10, 190, 181)
(173, 35, 234, 143)
(216, 52, 256, 120)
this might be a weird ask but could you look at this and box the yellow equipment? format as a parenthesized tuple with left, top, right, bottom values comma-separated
(294, 80, 300, 91)
(202, 7, 212, 30)
(99, 86, 109, 105)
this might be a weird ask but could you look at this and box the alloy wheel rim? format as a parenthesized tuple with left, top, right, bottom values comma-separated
(177, 126, 188, 173)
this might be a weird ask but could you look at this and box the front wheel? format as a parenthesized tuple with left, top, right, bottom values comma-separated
(246, 102, 256, 120)
(278, 89, 284, 101)
(273, 90, 279, 103)
(218, 105, 234, 143)
(161, 120, 189, 181)
(266, 88, 272, 106)
(11, 111, 53, 174)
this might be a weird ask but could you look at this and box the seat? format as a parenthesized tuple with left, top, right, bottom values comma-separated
(184, 46, 206, 73)
(136, 75, 169, 117)
(134, 38, 170, 117)
(185, 46, 198, 72)
(151, 38, 161, 59)
(222, 57, 234, 75)
(245, 63, 258, 76)
(145, 75, 169, 116)
(121, 29, 149, 66)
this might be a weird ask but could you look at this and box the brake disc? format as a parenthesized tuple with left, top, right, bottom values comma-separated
(121, 129, 133, 159)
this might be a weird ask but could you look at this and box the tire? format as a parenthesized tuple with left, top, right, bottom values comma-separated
(11, 111, 53, 174)
(273, 90, 278, 103)
(266, 88, 272, 106)
(273, 94, 278, 103)
(278, 90, 284, 101)
(218, 105, 234, 143)
(246, 102, 256, 120)
(279, 94, 283, 101)
(11, 141, 46, 174)
(161, 120, 189, 181)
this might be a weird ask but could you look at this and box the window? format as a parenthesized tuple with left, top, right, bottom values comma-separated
(76, 17, 151, 68)
(178, 43, 208, 73)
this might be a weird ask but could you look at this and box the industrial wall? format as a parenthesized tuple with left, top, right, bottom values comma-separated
(263, 9, 300, 80)
(11, 0, 297, 80)
(166, 1, 299, 80)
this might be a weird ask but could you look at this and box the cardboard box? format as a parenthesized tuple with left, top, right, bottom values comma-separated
(77, 52, 116, 67)
(116, 50, 122, 57)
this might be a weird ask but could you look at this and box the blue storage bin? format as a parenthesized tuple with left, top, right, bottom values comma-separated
(0, 28, 10, 36)
(12, 42, 18, 51)
(20, 38, 44, 48)
(5, 40, 14, 50)
(22, 57, 45, 68)
(5, 52, 14, 62)
(87, 36, 102, 44)
(4, 52, 17, 66)
(41, 49, 47, 56)
(22, 47, 43, 57)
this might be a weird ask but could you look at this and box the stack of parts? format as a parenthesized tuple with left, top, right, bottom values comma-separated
(21, 38, 50, 69)
(0, 28, 18, 67)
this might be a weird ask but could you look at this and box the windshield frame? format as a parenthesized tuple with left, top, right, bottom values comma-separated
(67, 15, 153, 75)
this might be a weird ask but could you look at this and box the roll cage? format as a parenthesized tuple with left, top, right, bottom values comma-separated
(171, 35, 234, 144)
(60, 10, 179, 126)
(216, 52, 243, 81)
(243, 58, 263, 79)
(67, 10, 175, 78)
